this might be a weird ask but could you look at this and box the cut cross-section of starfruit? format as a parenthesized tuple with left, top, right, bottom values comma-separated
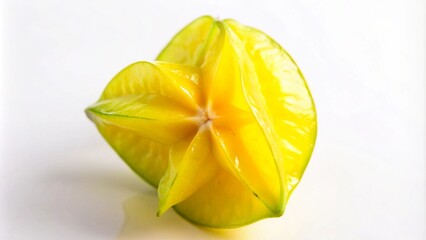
(86, 15, 317, 228)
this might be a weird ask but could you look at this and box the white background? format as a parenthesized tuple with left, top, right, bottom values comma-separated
(1, 0, 425, 239)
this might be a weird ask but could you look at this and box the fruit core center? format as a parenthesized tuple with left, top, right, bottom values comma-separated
(198, 108, 215, 129)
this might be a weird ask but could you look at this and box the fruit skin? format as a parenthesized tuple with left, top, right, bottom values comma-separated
(86, 15, 317, 228)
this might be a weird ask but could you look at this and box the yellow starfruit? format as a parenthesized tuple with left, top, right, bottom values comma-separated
(86, 16, 317, 228)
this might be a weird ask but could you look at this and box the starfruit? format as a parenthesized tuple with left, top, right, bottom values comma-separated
(85, 16, 317, 228)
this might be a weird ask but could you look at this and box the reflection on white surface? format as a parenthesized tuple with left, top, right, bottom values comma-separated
(0, 146, 247, 240)
(1, 0, 425, 239)
(118, 194, 246, 240)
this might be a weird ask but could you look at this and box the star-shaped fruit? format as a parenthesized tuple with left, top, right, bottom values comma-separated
(86, 16, 317, 228)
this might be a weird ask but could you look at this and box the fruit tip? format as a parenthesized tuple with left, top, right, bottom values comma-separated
(84, 107, 93, 119)
(84, 106, 99, 123)
(156, 197, 171, 217)
(156, 205, 167, 217)
(270, 204, 285, 217)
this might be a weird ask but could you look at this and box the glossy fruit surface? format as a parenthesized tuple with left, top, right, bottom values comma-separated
(86, 16, 316, 228)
